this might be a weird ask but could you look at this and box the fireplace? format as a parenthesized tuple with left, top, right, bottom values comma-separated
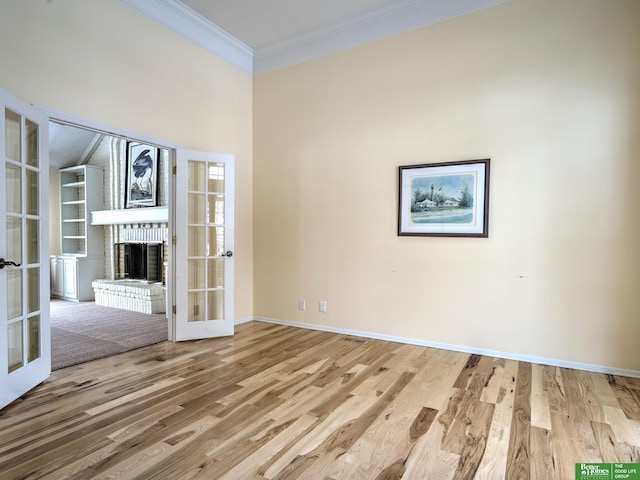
(114, 242, 165, 284)
(93, 241, 167, 314)
(90, 208, 169, 314)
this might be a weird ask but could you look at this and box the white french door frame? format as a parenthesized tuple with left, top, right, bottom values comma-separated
(173, 150, 235, 341)
(39, 109, 237, 344)
(0, 100, 237, 411)
(0, 89, 50, 410)
(41, 108, 180, 341)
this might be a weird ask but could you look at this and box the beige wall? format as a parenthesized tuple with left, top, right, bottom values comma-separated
(0, 0, 253, 320)
(253, 0, 640, 371)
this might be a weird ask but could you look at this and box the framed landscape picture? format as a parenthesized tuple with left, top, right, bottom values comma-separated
(126, 142, 158, 207)
(398, 159, 490, 237)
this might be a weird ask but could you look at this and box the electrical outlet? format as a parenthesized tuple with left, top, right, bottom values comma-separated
(298, 299, 305, 310)
(319, 301, 327, 313)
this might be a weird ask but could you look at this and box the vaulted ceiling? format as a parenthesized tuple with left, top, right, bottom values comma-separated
(51, 0, 510, 166)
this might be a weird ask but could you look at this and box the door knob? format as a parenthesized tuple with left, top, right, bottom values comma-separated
(0, 258, 21, 269)
(224, 251, 233, 257)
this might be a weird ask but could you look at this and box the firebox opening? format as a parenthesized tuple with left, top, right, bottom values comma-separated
(115, 242, 164, 284)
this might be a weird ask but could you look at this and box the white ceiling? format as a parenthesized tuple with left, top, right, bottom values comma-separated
(121, 0, 510, 75)
(49, 122, 105, 169)
(178, 0, 408, 50)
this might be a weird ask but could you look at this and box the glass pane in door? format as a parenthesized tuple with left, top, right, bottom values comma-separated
(6, 216, 22, 264)
(188, 194, 205, 222)
(26, 219, 39, 264)
(26, 169, 39, 215)
(207, 259, 223, 288)
(188, 259, 205, 289)
(25, 119, 38, 167)
(5, 108, 21, 162)
(207, 195, 224, 224)
(207, 163, 224, 192)
(208, 227, 224, 257)
(7, 269, 23, 319)
(188, 161, 205, 191)
(188, 226, 206, 257)
(28, 316, 40, 362)
(27, 268, 39, 313)
(8, 321, 23, 373)
(188, 291, 205, 323)
(6, 164, 21, 214)
(207, 290, 223, 321)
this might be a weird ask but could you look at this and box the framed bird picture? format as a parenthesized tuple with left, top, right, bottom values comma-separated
(126, 142, 158, 208)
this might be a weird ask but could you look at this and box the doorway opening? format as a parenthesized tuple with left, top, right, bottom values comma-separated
(48, 120, 173, 369)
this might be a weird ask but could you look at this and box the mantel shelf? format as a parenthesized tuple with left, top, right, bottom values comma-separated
(91, 206, 169, 225)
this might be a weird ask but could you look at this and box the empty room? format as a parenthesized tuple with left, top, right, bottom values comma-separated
(1, 0, 639, 478)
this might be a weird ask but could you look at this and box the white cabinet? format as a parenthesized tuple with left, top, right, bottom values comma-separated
(50, 256, 104, 302)
(50, 256, 63, 297)
(62, 258, 78, 299)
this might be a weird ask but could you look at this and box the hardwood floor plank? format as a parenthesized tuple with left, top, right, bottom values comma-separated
(452, 400, 494, 479)
(322, 371, 440, 479)
(85, 377, 186, 416)
(530, 426, 556, 480)
(544, 365, 568, 416)
(562, 368, 602, 459)
(604, 405, 640, 447)
(277, 371, 416, 479)
(575, 370, 606, 423)
(505, 361, 532, 479)
(320, 349, 446, 479)
(402, 418, 460, 480)
(609, 375, 640, 421)
(550, 409, 600, 480)
(440, 388, 476, 455)
(262, 391, 382, 478)
(531, 363, 552, 430)
(2, 322, 640, 479)
(475, 359, 519, 480)
(591, 420, 625, 462)
(219, 415, 318, 480)
(480, 358, 505, 404)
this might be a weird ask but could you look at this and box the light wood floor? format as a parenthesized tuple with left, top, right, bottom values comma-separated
(1, 322, 639, 479)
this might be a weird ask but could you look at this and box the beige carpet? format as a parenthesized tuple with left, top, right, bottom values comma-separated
(50, 299, 168, 370)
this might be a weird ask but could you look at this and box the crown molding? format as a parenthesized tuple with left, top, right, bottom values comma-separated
(120, 0, 253, 74)
(121, 0, 509, 76)
(254, 0, 510, 75)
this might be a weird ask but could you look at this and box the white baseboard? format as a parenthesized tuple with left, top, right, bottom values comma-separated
(234, 316, 255, 326)
(252, 316, 640, 379)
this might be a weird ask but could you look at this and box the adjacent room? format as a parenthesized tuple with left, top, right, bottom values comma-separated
(48, 122, 169, 369)
(0, 0, 639, 478)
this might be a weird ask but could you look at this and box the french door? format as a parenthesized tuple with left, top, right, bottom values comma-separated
(0, 89, 235, 409)
(174, 150, 234, 341)
(0, 88, 50, 410)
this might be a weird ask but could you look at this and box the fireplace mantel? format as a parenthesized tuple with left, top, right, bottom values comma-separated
(91, 206, 168, 225)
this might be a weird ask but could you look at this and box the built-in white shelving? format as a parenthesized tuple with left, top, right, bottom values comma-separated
(59, 165, 104, 256)
(53, 165, 105, 301)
